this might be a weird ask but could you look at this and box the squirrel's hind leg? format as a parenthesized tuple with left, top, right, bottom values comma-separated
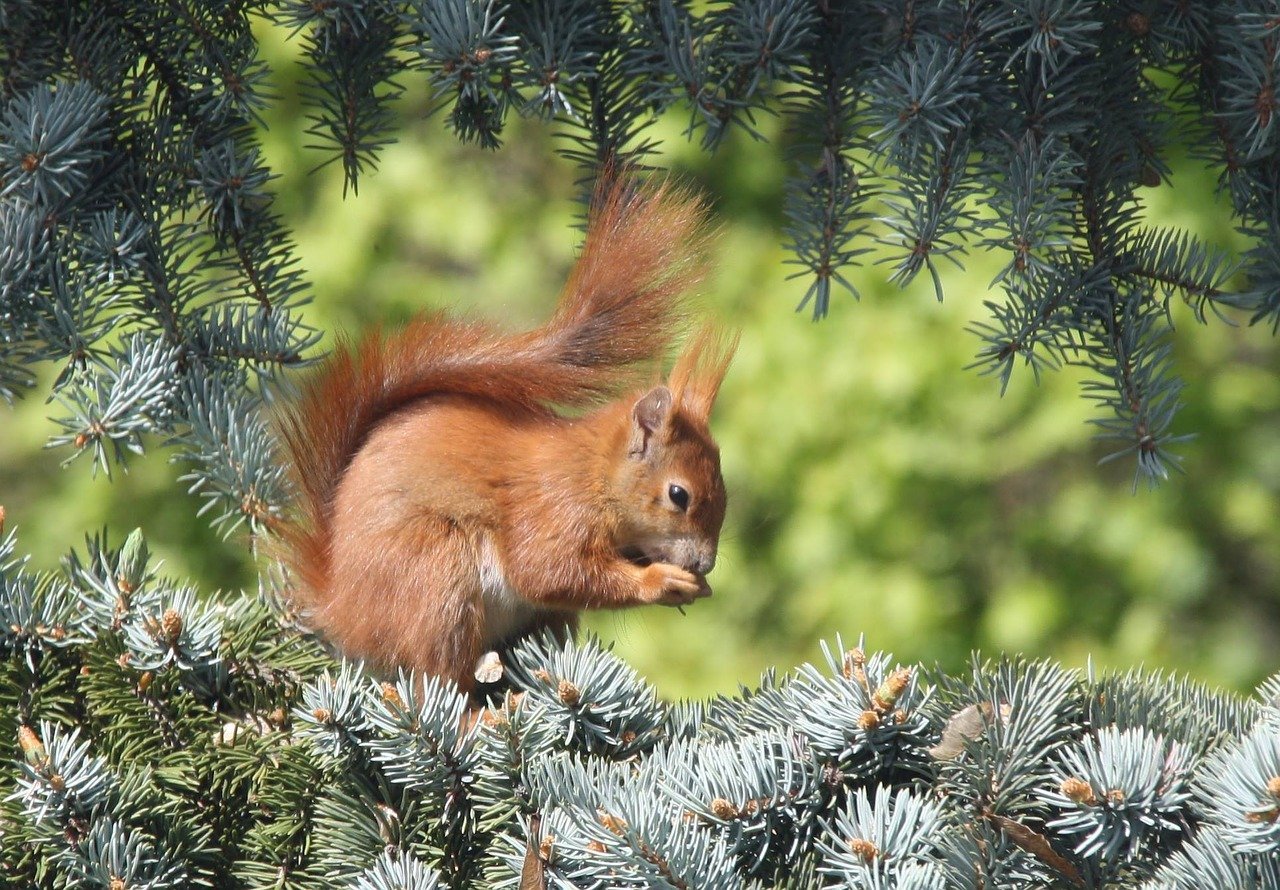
(324, 512, 486, 694)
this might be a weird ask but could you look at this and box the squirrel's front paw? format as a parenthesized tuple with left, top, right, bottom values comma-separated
(643, 562, 711, 606)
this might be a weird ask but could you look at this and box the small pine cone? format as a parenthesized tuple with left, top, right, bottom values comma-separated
(312, 707, 333, 724)
(872, 667, 911, 711)
(858, 710, 880, 730)
(1266, 776, 1280, 799)
(621, 730, 637, 745)
(539, 834, 555, 862)
(597, 809, 628, 835)
(138, 671, 154, 693)
(1106, 788, 1126, 805)
(160, 608, 182, 645)
(481, 708, 505, 728)
(381, 683, 405, 709)
(1126, 12, 1150, 36)
(109, 878, 126, 890)
(116, 652, 131, 668)
(557, 679, 581, 707)
(848, 837, 879, 862)
(842, 647, 866, 680)
(48, 773, 66, 792)
(586, 840, 606, 853)
(268, 708, 288, 727)
(710, 797, 739, 820)
(1245, 807, 1279, 824)
(532, 668, 551, 683)
(18, 725, 46, 767)
(1060, 777, 1097, 806)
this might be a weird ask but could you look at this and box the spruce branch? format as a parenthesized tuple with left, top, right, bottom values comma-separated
(814, 785, 948, 889)
(1040, 726, 1193, 863)
(504, 632, 666, 759)
(4, 529, 1280, 886)
(353, 849, 443, 890)
(6, 1, 1278, 488)
(658, 732, 819, 881)
(1197, 721, 1280, 855)
(782, 1, 874, 318)
(11, 722, 114, 824)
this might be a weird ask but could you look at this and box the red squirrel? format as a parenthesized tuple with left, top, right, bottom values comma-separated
(276, 178, 735, 694)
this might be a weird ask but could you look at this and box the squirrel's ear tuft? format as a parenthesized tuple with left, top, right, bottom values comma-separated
(629, 385, 672, 458)
(670, 326, 738, 421)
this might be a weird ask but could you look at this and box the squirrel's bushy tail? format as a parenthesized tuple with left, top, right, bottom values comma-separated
(275, 177, 711, 596)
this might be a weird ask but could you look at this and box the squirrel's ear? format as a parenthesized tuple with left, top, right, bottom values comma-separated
(670, 326, 738, 421)
(629, 386, 672, 458)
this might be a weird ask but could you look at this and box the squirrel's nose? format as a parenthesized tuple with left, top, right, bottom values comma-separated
(693, 551, 716, 575)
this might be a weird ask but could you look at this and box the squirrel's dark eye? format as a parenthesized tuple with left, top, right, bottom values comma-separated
(667, 484, 689, 511)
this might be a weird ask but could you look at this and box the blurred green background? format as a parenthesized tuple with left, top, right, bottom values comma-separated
(2, 26, 1278, 699)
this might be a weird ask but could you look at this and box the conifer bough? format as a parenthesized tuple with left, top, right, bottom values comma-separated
(2, 524, 1280, 888)
(2, 2, 1279, 501)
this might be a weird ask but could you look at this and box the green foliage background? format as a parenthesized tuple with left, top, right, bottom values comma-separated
(2, 24, 1277, 699)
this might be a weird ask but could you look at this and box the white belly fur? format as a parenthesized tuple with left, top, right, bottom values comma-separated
(478, 536, 534, 646)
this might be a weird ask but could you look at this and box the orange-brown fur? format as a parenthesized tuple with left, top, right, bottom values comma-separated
(275, 179, 736, 693)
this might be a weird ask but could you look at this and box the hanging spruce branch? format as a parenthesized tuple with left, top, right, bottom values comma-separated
(5, 3, 1279, 495)
(1, 2, 317, 539)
